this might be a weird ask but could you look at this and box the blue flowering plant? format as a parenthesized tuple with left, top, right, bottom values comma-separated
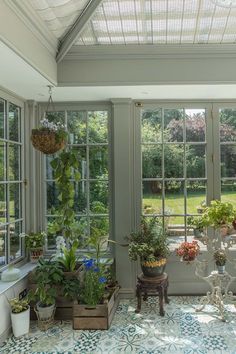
(80, 258, 107, 307)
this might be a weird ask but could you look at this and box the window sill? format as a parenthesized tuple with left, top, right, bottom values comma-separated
(0, 263, 36, 296)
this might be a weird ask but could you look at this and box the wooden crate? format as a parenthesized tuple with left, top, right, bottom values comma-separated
(73, 287, 120, 330)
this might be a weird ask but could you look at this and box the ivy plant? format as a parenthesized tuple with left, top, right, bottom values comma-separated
(49, 150, 80, 243)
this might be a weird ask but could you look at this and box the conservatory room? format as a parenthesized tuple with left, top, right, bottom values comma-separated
(1, 0, 236, 353)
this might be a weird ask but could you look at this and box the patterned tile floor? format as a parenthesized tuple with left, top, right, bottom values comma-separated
(1, 296, 236, 354)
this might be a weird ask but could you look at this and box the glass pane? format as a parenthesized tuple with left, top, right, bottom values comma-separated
(9, 183, 21, 221)
(71, 147, 87, 178)
(46, 155, 56, 180)
(9, 144, 20, 180)
(0, 225, 6, 266)
(221, 180, 236, 204)
(186, 145, 206, 178)
(90, 181, 108, 212)
(164, 109, 184, 142)
(142, 181, 162, 214)
(220, 108, 236, 142)
(165, 181, 185, 215)
(88, 111, 108, 143)
(167, 216, 185, 237)
(164, 144, 184, 178)
(0, 142, 6, 181)
(46, 182, 59, 214)
(46, 217, 60, 249)
(186, 181, 206, 214)
(0, 99, 5, 139)
(89, 146, 108, 179)
(185, 109, 206, 142)
(74, 181, 87, 214)
(9, 103, 20, 142)
(221, 145, 236, 177)
(10, 222, 22, 261)
(142, 145, 162, 178)
(90, 216, 109, 237)
(0, 184, 7, 224)
(77, 216, 89, 247)
(68, 111, 86, 144)
(141, 109, 162, 143)
(45, 111, 65, 124)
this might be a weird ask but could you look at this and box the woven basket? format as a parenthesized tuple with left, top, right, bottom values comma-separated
(31, 130, 65, 154)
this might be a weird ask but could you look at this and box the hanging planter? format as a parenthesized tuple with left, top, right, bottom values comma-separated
(31, 86, 67, 155)
(31, 129, 66, 155)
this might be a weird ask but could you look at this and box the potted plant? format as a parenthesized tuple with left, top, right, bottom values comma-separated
(128, 217, 170, 277)
(213, 249, 227, 274)
(176, 240, 200, 263)
(202, 200, 236, 237)
(29, 258, 64, 327)
(21, 231, 46, 263)
(8, 297, 30, 337)
(58, 240, 81, 279)
(187, 216, 206, 239)
(31, 118, 67, 154)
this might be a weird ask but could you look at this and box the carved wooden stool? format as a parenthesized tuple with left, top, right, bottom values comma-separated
(135, 273, 169, 316)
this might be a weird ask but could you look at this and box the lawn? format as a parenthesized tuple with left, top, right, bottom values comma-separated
(143, 191, 236, 225)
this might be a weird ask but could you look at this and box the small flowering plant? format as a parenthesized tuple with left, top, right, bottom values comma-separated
(20, 232, 46, 250)
(80, 258, 107, 307)
(176, 240, 200, 262)
(32, 118, 67, 143)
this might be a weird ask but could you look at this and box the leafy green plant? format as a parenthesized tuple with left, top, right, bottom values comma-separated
(49, 150, 80, 242)
(90, 201, 109, 237)
(187, 216, 207, 231)
(80, 258, 107, 306)
(202, 200, 236, 228)
(30, 258, 64, 306)
(58, 240, 79, 272)
(9, 298, 29, 314)
(213, 249, 227, 266)
(23, 232, 46, 249)
(62, 278, 80, 301)
(128, 217, 169, 263)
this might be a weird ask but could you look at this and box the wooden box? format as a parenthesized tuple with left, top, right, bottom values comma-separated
(73, 287, 120, 330)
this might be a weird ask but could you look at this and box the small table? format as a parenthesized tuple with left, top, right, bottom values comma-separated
(135, 273, 169, 316)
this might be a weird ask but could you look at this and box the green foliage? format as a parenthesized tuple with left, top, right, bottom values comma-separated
(62, 278, 80, 301)
(58, 240, 79, 272)
(80, 259, 107, 307)
(24, 232, 46, 249)
(30, 258, 64, 306)
(128, 217, 170, 263)
(9, 298, 29, 314)
(90, 201, 109, 237)
(187, 216, 207, 231)
(50, 150, 80, 242)
(202, 200, 236, 228)
(214, 249, 227, 266)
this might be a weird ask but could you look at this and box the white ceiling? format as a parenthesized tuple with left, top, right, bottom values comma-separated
(1, 39, 236, 102)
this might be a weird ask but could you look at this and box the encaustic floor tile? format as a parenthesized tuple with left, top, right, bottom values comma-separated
(1, 296, 236, 354)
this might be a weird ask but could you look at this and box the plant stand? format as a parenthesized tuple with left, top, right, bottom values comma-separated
(195, 260, 236, 321)
(73, 286, 120, 330)
(135, 273, 169, 316)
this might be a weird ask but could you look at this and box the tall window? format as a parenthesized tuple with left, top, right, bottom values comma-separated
(45, 109, 110, 249)
(0, 98, 23, 267)
(140, 105, 210, 242)
(220, 108, 236, 203)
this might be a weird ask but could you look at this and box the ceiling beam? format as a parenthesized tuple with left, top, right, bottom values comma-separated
(56, 0, 103, 63)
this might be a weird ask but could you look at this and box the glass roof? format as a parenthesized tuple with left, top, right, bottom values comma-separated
(75, 0, 236, 45)
(30, 0, 90, 39)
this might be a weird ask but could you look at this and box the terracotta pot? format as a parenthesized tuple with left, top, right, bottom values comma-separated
(220, 225, 229, 237)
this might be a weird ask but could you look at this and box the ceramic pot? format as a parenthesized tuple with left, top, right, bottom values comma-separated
(220, 225, 229, 238)
(11, 307, 30, 337)
(141, 259, 166, 277)
(193, 228, 204, 239)
(30, 248, 43, 263)
(217, 264, 225, 274)
(36, 302, 55, 321)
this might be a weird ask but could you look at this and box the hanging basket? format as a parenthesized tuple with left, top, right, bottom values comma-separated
(31, 129, 65, 154)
